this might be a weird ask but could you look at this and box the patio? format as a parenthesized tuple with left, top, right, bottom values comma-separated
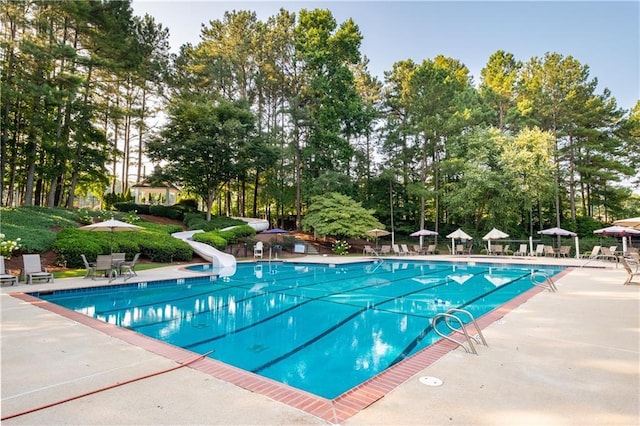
(1, 256, 638, 425)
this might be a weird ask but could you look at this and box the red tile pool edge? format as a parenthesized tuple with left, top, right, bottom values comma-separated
(10, 267, 572, 424)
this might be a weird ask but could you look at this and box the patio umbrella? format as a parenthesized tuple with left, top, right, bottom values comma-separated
(613, 217, 640, 230)
(593, 225, 640, 254)
(365, 228, 391, 248)
(537, 227, 578, 257)
(409, 229, 438, 249)
(262, 227, 289, 242)
(446, 228, 473, 255)
(537, 227, 577, 237)
(482, 228, 509, 252)
(262, 227, 288, 235)
(79, 218, 143, 253)
(261, 228, 289, 258)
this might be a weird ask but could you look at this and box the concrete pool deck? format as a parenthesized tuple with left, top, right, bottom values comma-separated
(1, 255, 638, 425)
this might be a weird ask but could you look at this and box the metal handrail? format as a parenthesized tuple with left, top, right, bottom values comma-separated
(432, 308, 488, 355)
(530, 271, 557, 292)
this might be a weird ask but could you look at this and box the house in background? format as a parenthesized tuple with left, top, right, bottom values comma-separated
(130, 179, 180, 206)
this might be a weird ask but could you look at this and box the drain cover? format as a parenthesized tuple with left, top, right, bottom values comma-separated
(419, 376, 443, 386)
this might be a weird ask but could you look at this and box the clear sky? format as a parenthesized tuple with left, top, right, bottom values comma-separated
(131, 0, 639, 112)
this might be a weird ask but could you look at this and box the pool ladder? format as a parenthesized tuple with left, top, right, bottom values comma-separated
(530, 271, 558, 292)
(431, 308, 488, 355)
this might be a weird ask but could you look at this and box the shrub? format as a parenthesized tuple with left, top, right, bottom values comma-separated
(140, 238, 192, 262)
(54, 227, 193, 268)
(0, 233, 22, 259)
(332, 240, 351, 255)
(104, 191, 133, 210)
(53, 229, 108, 268)
(0, 207, 78, 252)
(139, 222, 183, 235)
(192, 232, 228, 250)
(113, 202, 139, 213)
(149, 205, 183, 220)
(184, 213, 245, 232)
(218, 225, 256, 244)
(183, 211, 206, 228)
(176, 198, 198, 210)
(77, 208, 94, 225)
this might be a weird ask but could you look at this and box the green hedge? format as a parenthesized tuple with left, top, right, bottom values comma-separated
(113, 202, 143, 213)
(53, 227, 193, 268)
(185, 214, 246, 232)
(148, 205, 183, 220)
(192, 232, 228, 250)
(218, 225, 256, 244)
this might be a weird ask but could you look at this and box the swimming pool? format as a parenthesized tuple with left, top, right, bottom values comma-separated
(33, 259, 563, 399)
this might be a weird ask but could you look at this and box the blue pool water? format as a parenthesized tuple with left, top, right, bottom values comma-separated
(34, 260, 562, 399)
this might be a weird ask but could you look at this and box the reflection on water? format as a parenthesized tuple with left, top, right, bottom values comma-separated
(38, 260, 563, 399)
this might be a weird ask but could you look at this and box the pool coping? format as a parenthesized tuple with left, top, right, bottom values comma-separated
(8, 265, 573, 424)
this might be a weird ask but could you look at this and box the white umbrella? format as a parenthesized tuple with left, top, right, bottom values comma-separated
(410, 229, 438, 249)
(446, 228, 473, 255)
(79, 218, 143, 253)
(482, 228, 509, 252)
(613, 217, 640, 230)
(537, 227, 577, 237)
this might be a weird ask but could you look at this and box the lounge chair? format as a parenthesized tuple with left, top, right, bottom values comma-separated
(254, 241, 263, 259)
(532, 244, 545, 257)
(514, 244, 528, 256)
(543, 246, 557, 257)
(92, 254, 116, 281)
(425, 244, 436, 255)
(502, 244, 510, 255)
(455, 244, 466, 255)
(558, 246, 571, 257)
(22, 254, 54, 284)
(413, 245, 424, 255)
(598, 247, 618, 262)
(379, 245, 391, 255)
(120, 253, 140, 280)
(581, 246, 601, 259)
(0, 256, 18, 286)
(621, 256, 640, 285)
(363, 245, 378, 255)
(400, 244, 414, 255)
(80, 254, 96, 278)
(392, 244, 404, 256)
(489, 244, 503, 255)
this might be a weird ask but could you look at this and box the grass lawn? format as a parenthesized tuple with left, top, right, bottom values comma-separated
(53, 263, 173, 279)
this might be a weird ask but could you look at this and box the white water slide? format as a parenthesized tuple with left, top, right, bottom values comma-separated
(172, 217, 269, 277)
